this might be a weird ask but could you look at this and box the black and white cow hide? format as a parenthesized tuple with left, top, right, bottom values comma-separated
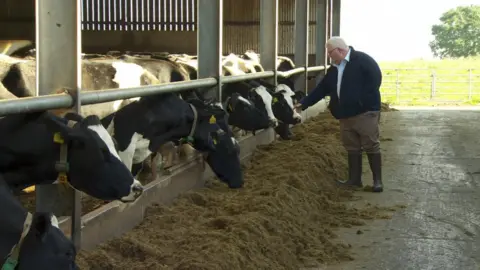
(101, 92, 244, 189)
(0, 111, 144, 202)
(0, 176, 78, 270)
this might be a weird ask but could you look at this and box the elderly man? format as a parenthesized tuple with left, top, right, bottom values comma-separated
(295, 36, 383, 192)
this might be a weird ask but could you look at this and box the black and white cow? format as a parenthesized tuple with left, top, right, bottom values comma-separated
(222, 53, 264, 73)
(221, 64, 305, 139)
(168, 54, 304, 138)
(250, 79, 306, 140)
(0, 54, 183, 175)
(0, 176, 78, 270)
(241, 50, 297, 91)
(118, 54, 191, 83)
(0, 110, 144, 202)
(239, 51, 308, 140)
(0, 55, 161, 119)
(165, 57, 279, 133)
(101, 92, 243, 189)
(132, 54, 275, 136)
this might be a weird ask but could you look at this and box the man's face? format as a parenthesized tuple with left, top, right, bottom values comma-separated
(327, 44, 345, 64)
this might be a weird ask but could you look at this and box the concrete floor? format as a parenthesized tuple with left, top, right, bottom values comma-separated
(322, 109, 480, 270)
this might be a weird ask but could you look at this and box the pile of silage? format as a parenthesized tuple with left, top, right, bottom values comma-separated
(76, 112, 396, 270)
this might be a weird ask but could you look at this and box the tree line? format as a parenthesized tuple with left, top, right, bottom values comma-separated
(429, 5, 480, 58)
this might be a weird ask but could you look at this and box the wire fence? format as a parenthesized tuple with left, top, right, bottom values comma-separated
(380, 68, 480, 105)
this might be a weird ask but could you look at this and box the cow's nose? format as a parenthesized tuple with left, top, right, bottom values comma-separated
(269, 119, 278, 127)
(294, 117, 302, 124)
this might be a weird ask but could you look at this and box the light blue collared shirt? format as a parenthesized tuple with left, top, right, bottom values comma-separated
(331, 48, 351, 99)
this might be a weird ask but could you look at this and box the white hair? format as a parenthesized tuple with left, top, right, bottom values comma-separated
(326, 36, 349, 50)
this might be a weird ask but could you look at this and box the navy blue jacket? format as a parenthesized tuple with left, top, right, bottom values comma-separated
(300, 46, 382, 119)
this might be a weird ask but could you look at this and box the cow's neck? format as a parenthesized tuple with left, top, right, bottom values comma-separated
(4, 136, 69, 192)
(108, 103, 144, 152)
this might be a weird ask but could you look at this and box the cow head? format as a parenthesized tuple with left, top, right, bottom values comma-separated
(0, 178, 77, 270)
(272, 87, 305, 140)
(13, 213, 78, 270)
(245, 84, 278, 128)
(222, 67, 278, 129)
(223, 90, 273, 132)
(42, 112, 143, 202)
(250, 79, 302, 125)
(182, 99, 243, 188)
(270, 84, 303, 125)
(136, 93, 243, 188)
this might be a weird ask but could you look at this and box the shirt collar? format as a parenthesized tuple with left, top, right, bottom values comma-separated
(344, 48, 351, 62)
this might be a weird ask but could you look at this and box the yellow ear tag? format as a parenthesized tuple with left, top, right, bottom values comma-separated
(57, 172, 68, 183)
(53, 132, 64, 144)
(209, 115, 216, 124)
(272, 97, 278, 104)
(228, 104, 233, 111)
(213, 138, 217, 145)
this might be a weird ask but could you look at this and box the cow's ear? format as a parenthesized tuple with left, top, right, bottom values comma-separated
(64, 112, 84, 123)
(271, 92, 283, 104)
(42, 113, 86, 143)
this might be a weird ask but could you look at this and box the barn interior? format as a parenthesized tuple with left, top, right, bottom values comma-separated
(0, 0, 341, 90)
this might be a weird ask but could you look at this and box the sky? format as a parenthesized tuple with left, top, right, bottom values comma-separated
(340, 0, 480, 61)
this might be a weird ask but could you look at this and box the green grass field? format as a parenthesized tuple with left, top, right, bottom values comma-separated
(378, 56, 480, 106)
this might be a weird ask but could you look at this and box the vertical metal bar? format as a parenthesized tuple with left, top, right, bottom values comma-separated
(430, 70, 436, 100)
(260, 0, 278, 86)
(294, 0, 309, 93)
(104, 0, 109, 31)
(124, 0, 130, 30)
(163, 0, 168, 31)
(468, 68, 472, 101)
(100, 0, 104, 30)
(185, 0, 190, 31)
(115, 0, 121, 31)
(80, 0, 85, 30)
(197, 0, 222, 102)
(148, 0, 153, 30)
(192, 0, 196, 31)
(86, 0, 92, 30)
(315, 0, 327, 82)
(36, 0, 83, 249)
(395, 69, 400, 103)
(132, 0, 138, 31)
(331, 0, 340, 36)
(93, 0, 99, 30)
(326, 0, 332, 65)
(180, 0, 184, 31)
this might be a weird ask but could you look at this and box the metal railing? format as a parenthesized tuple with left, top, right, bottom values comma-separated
(80, 0, 197, 31)
(1, 0, 336, 250)
(380, 68, 480, 104)
(0, 67, 330, 116)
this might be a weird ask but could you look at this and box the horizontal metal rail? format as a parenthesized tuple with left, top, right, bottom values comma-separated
(277, 65, 329, 78)
(0, 65, 329, 117)
(0, 78, 216, 116)
(222, 71, 275, 83)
